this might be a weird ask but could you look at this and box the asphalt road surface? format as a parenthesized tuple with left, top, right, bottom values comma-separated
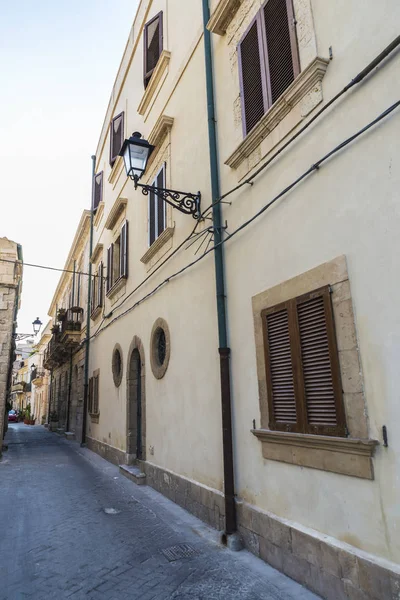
(0, 424, 320, 600)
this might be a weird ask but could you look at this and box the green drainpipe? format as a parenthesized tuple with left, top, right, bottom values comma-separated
(202, 0, 238, 544)
(81, 155, 96, 445)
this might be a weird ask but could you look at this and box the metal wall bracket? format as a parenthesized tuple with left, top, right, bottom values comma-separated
(135, 180, 201, 220)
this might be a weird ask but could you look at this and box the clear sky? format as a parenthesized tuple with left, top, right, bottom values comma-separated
(0, 0, 139, 336)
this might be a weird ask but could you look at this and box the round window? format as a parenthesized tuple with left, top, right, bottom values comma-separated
(150, 318, 170, 379)
(112, 345, 123, 387)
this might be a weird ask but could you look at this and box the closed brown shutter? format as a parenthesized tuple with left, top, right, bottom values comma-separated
(263, 0, 300, 105)
(144, 12, 163, 87)
(93, 374, 99, 414)
(93, 172, 103, 211)
(238, 19, 267, 135)
(149, 188, 156, 246)
(120, 221, 128, 279)
(297, 288, 346, 436)
(262, 286, 346, 437)
(109, 112, 125, 166)
(88, 377, 93, 414)
(97, 262, 103, 308)
(157, 166, 165, 237)
(262, 304, 298, 431)
(106, 245, 113, 292)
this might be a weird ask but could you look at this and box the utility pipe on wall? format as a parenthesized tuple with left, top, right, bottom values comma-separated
(202, 0, 237, 539)
(81, 155, 96, 445)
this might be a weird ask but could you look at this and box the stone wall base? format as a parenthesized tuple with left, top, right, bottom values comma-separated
(86, 436, 125, 467)
(86, 439, 400, 600)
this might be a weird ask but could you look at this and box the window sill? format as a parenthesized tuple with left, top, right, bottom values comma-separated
(140, 227, 175, 267)
(225, 57, 329, 174)
(138, 50, 171, 116)
(108, 156, 124, 187)
(89, 413, 100, 424)
(207, 0, 241, 35)
(106, 277, 126, 300)
(90, 306, 102, 321)
(105, 197, 127, 230)
(252, 429, 379, 480)
(94, 202, 104, 229)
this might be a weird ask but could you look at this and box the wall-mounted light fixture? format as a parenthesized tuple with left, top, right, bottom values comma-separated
(14, 317, 42, 341)
(119, 132, 201, 219)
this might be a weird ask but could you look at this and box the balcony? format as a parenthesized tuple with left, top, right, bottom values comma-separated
(60, 307, 84, 347)
(31, 368, 46, 385)
(43, 307, 84, 370)
(11, 382, 27, 393)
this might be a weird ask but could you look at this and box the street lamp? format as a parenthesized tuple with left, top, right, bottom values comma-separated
(13, 317, 43, 341)
(119, 132, 201, 219)
(32, 317, 42, 336)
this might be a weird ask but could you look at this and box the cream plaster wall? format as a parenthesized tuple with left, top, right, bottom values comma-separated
(84, 0, 400, 569)
(211, 0, 400, 562)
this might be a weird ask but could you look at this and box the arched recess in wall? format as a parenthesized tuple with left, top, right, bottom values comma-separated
(126, 336, 146, 462)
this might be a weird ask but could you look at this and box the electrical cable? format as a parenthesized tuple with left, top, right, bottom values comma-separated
(85, 98, 399, 343)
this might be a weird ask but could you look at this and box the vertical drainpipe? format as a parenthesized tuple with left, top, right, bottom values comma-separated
(81, 155, 96, 445)
(202, 0, 238, 541)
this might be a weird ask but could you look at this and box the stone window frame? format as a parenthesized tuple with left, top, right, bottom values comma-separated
(112, 344, 123, 388)
(208, 0, 329, 179)
(150, 318, 171, 380)
(252, 256, 378, 479)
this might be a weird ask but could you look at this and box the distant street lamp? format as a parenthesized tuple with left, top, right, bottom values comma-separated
(32, 317, 42, 336)
(119, 132, 201, 219)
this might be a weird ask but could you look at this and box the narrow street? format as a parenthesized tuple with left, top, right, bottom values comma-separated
(0, 424, 320, 600)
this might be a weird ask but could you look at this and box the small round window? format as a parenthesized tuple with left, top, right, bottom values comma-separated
(112, 345, 123, 387)
(150, 318, 170, 379)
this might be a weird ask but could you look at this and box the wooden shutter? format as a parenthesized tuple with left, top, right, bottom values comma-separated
(97, 262, 103, 308)
(262, 303, 299, 432)
(76, 272, 81, 307)
(110, 112, 124, 166)
(93, 172, 103, 211)
(88, 377, 93, 414)
(144, 12, 163, 87)
(296, 288, 345, 436)
(238, 18, 267, 135)
(90, 275, 96, 314)
(263, 0, 300, 105)
(262, 286, 346, 437)
(120, 221, 128, 279)
(93, 374, 99, 414)
(149, 188, 156, 246)
(156, 166, 166, 237)
(106, 245, 113, 292)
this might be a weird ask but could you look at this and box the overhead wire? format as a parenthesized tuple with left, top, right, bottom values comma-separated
(85, 98, 400, 343)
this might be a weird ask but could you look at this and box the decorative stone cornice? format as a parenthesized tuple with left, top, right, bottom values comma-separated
(140, 227, 175, 265)
(137, 50, 171, 116)
(90, 243, 104, 264)
(225, 57, 329, 170)
(148, 115, 174, 149)
(207, 0, 242, 36)
(94, 202, 104, 228)
(105, 197, 128, 231)
(252, 429, 379, 479)
(108, 156, 124, 186)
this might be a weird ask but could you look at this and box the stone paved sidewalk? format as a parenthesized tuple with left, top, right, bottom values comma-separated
(0, 424, 321, 600)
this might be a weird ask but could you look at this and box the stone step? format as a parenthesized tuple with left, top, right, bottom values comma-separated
(64, 432, 75, 441)
(119, 464, 146, 486)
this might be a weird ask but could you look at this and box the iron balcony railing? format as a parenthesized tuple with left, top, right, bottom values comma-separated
(60, 307, 84, 334)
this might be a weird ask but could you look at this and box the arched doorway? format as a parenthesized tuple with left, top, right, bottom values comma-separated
(127, 337, 146, 463)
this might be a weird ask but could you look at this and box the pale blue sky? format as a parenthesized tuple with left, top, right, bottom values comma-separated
(0, 0, 139, 335)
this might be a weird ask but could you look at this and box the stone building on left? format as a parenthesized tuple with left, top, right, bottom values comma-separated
(0, 237, 23, 454)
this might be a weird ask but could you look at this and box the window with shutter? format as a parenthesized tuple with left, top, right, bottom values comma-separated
(144, 12, 163, 88)
(120, 221, 128, 279)
(88, 377, 93, 414)
(109, 112, 124, 166)
(106, 245, 113, 292)
(238, 0, 300, 135)
(93, 373, 99, 415)
(262, 286, 346, 436)
(97, 262, 103, 308)
(148, 165, 166, 247)
(93, 172, 103, 211)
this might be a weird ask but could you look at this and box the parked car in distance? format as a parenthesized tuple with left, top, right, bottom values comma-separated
(8, 410, 17, 422)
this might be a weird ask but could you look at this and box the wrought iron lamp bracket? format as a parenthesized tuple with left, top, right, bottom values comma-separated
(133, 176, 201, 220)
